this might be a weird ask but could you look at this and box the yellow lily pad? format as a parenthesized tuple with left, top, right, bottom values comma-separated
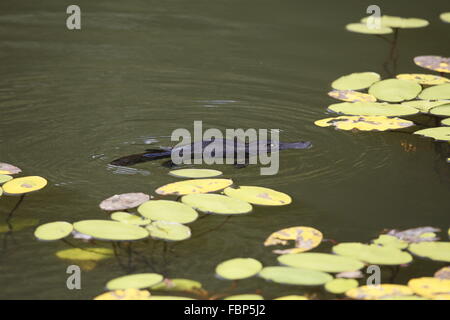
(156, 178, 233, 196)
(34, 221, 73, 241)
(346, 284, 413, 300)
(408, 277, 450, 299)
(73, 220, 149, 241)
(3, 176, 47, 195)
(314, 116, 414, 131)
(414, 55, 450, 74)
(264, 226, 322, 254)
(396, 73, 450, 85)
(328, 90, 376, 102)
(181, 193, 252, 215)
(224, 294, 264, 300)
(138, 200, 198, 224)
(223, 186, 291, 206)
(94, 289, 151, 300)
(274, 295, 308, 300)
(106, 273, 164, 290)
(434, 266, 450, 279)
(169, 168, 223, 178)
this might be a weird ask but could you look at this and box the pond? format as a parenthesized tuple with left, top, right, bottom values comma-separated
(0, 0, 449, 299)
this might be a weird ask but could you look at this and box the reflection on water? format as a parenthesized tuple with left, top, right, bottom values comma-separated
(0, 0, 450, 299)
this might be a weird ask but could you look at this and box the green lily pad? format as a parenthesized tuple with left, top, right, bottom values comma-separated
(369, 79, 422, 102)
(169, 169, 223, 178)
(401, 100, 450, 113)
(414, 56, 450, 74)
(430, 104, 450, 117)
(345, 23, 393, 35)
(146, 221, 191, 241)
(328, 90, 377, 102)
(259, 266, 332, 286)
(0, 175, 13, 185)
(278, 253, 364, 273)
(138, 200, 198, 224)
(156, 178, 233, 196)
(34, 221, 73, 241)
(361, 15, 429, 29)
(110, 212, 151, 226)
(216, 258, 263, 280)
(332, 242, 413, 265)
(181, 194, 252, 215)
(223, 186, 291, 206)
(408, 242, 450, 262)
(419, 84, 450, 100)
(148, 295, 195, 300)
(328, 102, 419, 117)
(315, 116, 414, 131)
(372, 235, 408, 249)
(150, 278, 203, 292)
(331, 72, 381, 91)
(106, 273, 164, 290)
(224, 294, 264, 300)
(73, 220, 149, 241)
(56, 248, 113, 261)
(442, 118, 450, 126)
(325, 279, 359, 294)
(441, 12, 450, 23)
(414, 127, 450, 142)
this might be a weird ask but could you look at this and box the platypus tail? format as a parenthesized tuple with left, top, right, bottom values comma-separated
(110, 149, 171, 166)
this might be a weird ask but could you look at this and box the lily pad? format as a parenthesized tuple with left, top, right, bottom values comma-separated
(414, 56, 450, 74)
(336, 271, 364, 279)
(181, 194, 252, 215)
(408, 242, 450, 262)
(73, 220, 149, 241)
(328, 102, 419, 117)
(146, 221, 191, 241)
(414, 127, 450, 142)
(441, 12, 450, 23)
(278, 253, 364, 273)
(419, 84, 450, 100)
(387, 226, 440, 243)
(264, 226, 323, 254)
(56, 247, 113, 261)
(346, 284, 413, 300)
(401, 100, 449, 113)
(148, 296, 195, 300)
(0, 163, 21, 175)
(328, 90, 376, 102)
(345, 23, 393, 35)
(259, 266, 332, 286)
(332, 242, 413, 265)
(99, 193, 150, 211)
(396, 73, 449, 85)
(0, 175, 13, 185)
(434, 266, 450, 280)
(106, 273, 164, 290)
(361, 15, 429, 29)
(223, 186, 291, 206)
(325, 279, 359, 294)
(331, 72, 381, 91)
(314, 116, 414, 131)
(169, 169, 223, 178)
(110, 212, 151, 226)
(138, 200, 198, 224)
(380, 295, 428, 300)
(372, 235, 408, 249)
(156, 178, 233, 196)
(368, 79, 422, 102)
(442, 118, 450, 126)
(151, 278, 203, 293)
(430, 104, 450, 117)
(2, 176, 47, 195)
(216, 258, 263, 280)
(94, 289, 151, 300)
(408, 277, 450, 299)
(34, 221, 73, 241)
(224, 294, 264, 300)
(274, 295, 308, 300)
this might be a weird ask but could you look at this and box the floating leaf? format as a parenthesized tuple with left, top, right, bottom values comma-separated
(414, 56, 450, 74)
(0, 163, 21, 175)
(325, 279, 359, 294)
(138, 200, 198, 224)
(56, 247, 113, 262)
(430, 104, 450, 117)
(34, 221, 73, 241)
(259, 266, 332, 286)
(408, 242, 450, 262)
(224, 294, 264, 300)
(361, 15, 429, 29)
(336, 271, 364, 279)
(332, 242, 413, 265)
(110, 212, 151, 226)
(346, 284, 413, 300)
(408, 277, 450, 299)
(181, 194, 252, 215)
(73, 220, 149, 241)
(442, 118, 450, 126)
(380, 295, 428, 300)
(148, 295, 195, 300)
(106, 273, 164, 290)
(216, 258, 263, 280)
(401, 100, 449, 113)
(2, 176, 47, 195)
(314, 116, 414, 131)
(264, 226, 322, 254)
(224, 186, 291, 206)
(274, 295, 308, 300)
(386, 226, 440, 243)
(156, 178, 233, 196)
(434, 266, 450, 280)
(146, 221, 191, 241)
(372, 235, 408, 249)
(94, 289, 151, 300)
(368, 79, 422, 102)
(345, 23, 393, 35)
(328, 90, 376, 102)
(150, 278, 203, 293)
(0, 175, 13, 185)
(441, 12, 450, 23)
(99, 193, 150, 211)
(414, 127, 450, 142)
(278, 253, 364, 273)
(396, 73, 450, 85)
(169, 169, 222, 178)
(328, 102, 418, 117)
(331, 72, 381, 91)
(419, 84, 450, 100)
(0, 217, 39, 233)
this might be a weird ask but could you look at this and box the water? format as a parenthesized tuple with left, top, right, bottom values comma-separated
(0, 0, 449, 299)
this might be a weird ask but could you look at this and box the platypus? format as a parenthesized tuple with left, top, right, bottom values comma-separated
(110, 138, 312, 168)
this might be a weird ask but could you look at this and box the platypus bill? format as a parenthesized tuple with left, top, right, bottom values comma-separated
(110, 138, 312, 168)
